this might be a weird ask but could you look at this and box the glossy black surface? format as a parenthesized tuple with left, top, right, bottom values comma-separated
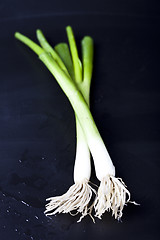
(0, 2, 160, 240)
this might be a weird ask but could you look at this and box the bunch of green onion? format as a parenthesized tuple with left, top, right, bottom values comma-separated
(15, 26, 136, 222)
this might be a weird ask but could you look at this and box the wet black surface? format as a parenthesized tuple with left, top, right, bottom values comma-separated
(0, 3, 160, 240)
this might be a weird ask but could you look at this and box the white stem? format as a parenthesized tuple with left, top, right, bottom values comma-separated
(88, 138, 115, 181)
(74, 117, 91, 183)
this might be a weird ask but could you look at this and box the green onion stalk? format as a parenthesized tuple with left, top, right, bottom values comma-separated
(15, 27, 135, 222)
(37, 28, 96, 222)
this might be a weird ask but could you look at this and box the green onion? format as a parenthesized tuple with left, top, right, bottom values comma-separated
(36, 28, 96, 221)
(15, 26, 135, 221)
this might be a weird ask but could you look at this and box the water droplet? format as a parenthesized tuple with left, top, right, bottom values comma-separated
(21, 200, 29, 207)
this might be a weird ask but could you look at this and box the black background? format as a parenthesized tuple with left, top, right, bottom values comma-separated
(0, 1, 160, 240)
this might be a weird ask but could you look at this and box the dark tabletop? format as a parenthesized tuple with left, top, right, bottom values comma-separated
(0, 1, 160, 240)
